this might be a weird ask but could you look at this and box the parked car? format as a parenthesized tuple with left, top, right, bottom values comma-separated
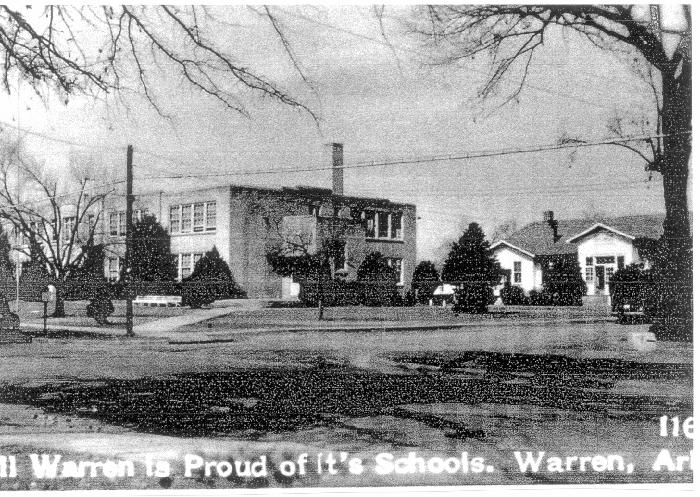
(0, 293, 28, 343)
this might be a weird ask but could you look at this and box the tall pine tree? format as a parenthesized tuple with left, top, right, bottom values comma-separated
(128, 215, 177, 284)
(442, 223, 499, 313)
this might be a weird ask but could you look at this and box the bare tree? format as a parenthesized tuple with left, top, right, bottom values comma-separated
(0, 138, 110, 316)
(490, 219, 518, 244)
(413, 5, 691, 340)
(0, 5, 314, 118)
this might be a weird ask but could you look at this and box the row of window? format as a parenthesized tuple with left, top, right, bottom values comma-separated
(173, 252, 205, 280)
(170, 202, 217, 234)
(584, 256, 624, 283)
(14, 216, 98, 245)
(107, 252, 206, 282)
(363, 211, 403, 240)
(585, 256, 625, 268)
(108, 209, 147, 237)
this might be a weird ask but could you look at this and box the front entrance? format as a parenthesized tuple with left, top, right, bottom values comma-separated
(595, 265, 606, 295)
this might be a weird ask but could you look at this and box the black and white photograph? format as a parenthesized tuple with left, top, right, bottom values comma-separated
(0, 3, 693, 492)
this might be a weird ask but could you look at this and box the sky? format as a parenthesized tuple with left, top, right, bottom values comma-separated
(0, 4, 687, 262)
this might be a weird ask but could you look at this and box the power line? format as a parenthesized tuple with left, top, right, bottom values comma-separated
(137, 132, 683, 181)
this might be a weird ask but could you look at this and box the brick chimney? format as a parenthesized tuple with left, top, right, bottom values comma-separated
(543, 210, 559, 242)
(332, 143, 343, 196)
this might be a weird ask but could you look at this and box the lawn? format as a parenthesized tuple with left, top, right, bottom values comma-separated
(15, 299, 188, 328)
(178, 304, 613, 332)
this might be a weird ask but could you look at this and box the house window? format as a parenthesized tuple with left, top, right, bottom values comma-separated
(377, 212, 390, 238)
(390, 212, 403, 239)
(585, 267, 594, 282)
(206, 202, 216, 231)
(386, 257, 404, 285)
(181, 205, 192, 232)
(108, 257, 121, 281)
(193, 203, 204, 232)
(585, 257, 593, 266)
(62, 216, 76, 242)
(513, 261, 522, 284)
(617, 256, 625, 270)
(605, 266, 615, 283)
(596, 256, 615, 264)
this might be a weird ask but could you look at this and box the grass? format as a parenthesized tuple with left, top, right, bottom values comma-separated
(180, 305, 613, 332)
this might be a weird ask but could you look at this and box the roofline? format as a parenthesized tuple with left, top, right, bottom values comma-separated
(565, 223, 636, 243)
(489, 240, 536, 258)
(130, 183, 415, 209)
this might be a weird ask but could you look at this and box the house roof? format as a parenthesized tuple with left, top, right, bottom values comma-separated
(496, 214, 666, 257)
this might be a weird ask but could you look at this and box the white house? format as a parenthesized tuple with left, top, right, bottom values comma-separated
(490, 211, 665, 302)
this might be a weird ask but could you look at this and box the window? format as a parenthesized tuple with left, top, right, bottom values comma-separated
(513, 261, 522, 284)
(364, 210, 404, 240)
(363, 210, 375, 238)
(386, 257, 404, 285)
(596, 256, 615, 264)
(617, 256, 625, 270)
(194, 252, 204, 268)
(170, 202, 216, 234)
(605, 266, 614, 282)
(133, 209, 146, 223)
(193, 203, 204, 232)
(169, 206, 180, 233)
(585, 257, 593, 266)
(109, 212, 119, 236)
(108, 257, 121, 281)
(390, 212, 403, 239)
(377, 212, 390, 238)
(206, 202, 216, 231)
(62, 217, 76, 242)
(585, 267, 594, 282)
(181, 205, 192, 232)
(118, 212, 126, 237)
(181, 253, 193, 279)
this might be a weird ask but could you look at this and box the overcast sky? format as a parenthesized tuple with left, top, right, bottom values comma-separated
(0, 4, 685, 261)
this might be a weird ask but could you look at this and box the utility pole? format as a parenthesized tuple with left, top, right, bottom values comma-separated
(125, 145, 134, 337)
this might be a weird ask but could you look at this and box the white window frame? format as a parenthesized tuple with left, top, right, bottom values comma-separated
(170, 201, 217, 234)
(513, 261, 522, 284)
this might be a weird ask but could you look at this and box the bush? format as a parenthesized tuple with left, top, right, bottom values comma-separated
(500, 283, 526, 305)
(542, 257, 586, 306)
(181, 247, 243, 308)
(86, 289, 114, 325)
(453, 282, 493, 314)
(357, 252, 399, 306)
(609, 263, 655, 321)
(527, 289, 552, 306)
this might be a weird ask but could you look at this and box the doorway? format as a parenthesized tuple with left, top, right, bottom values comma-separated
(595, 265, 606, 295)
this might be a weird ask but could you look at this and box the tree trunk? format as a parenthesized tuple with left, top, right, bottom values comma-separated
(652, 64, 692, 341)
(52, 285, 65, 318)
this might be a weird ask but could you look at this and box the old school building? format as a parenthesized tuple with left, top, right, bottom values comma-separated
(101, 145, 417, 298)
